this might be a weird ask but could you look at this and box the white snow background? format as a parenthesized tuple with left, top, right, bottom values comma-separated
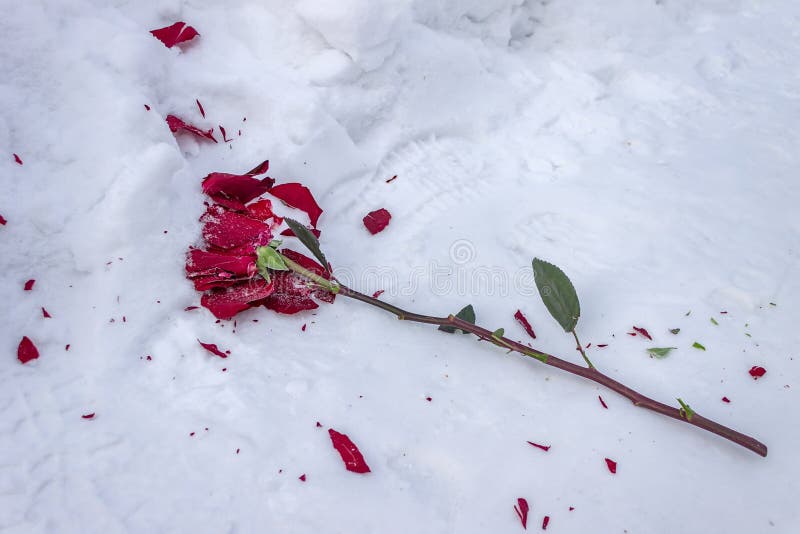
(1, 0, 799, 532)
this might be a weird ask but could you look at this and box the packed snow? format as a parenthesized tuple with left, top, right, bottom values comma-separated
(2, 0, 799, 532)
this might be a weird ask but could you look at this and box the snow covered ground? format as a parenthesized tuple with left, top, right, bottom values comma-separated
(2, 0, 799, 532)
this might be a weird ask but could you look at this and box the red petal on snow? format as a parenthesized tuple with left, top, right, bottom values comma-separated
(514, 498, 529, 529)
(13, 153, 23, 165)
(202, 170, 274, 211)
(144, 104, 151, 111)
(201, 205, 272, 250)
(527, 441, 551, 452)
(298, 474, 307, 482)
(150, 21, 199, 48)
(280, 226, 321, 239)
(42, 307, 51, 318)
(270, 183, 323, 228)
(632, 326, 652, 340)
(328, 428, 370, 473)
(82, 413, 95, 420)
(219, 125, 233, 143)
(198, 340, 229, 358)
(542, 516, 550, 530)
(0, 214, 6, 225)
(722, 396, 731, 403)
(514, 310, 537, 339)
(23, 279, 35, 291)
(246, 199, 275, 221)
(597, 344, 608, 348)
(201, 278, 275, 320)
(186, 249, 254, 277)
(598, 395, 608, 409)
(605, 458, 617, 474)
(18, 336, 39, 364)
(372, 289, 385, 299)
(166, 114, 217, 143)
(749, 366, 766, 380)
(196, 99, 205, 118)
(363, 208, 392, 235)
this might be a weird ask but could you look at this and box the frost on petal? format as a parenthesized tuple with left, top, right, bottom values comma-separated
(514, 310, 536, 339)
(150, 21, 199, 48)
(363, 208, 392, 235)
(18, 336, 39, 364)
(198, 340, 229, 358)
(269, 183, 323, 228)
(749, 366, 766, 380)
(185, 249, 255, 289)
(605, 458, 617, 474)
(202, 171, 275, 211)
(166, 114, 217, 143)
(201, 205, 272, 250)
(328, 428, 370, 473)
(201, 278, 275, 320)
(514, 498, 529, 529)
(23, 279, 35, 291)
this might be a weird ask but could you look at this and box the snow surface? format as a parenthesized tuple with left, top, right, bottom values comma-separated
(2, 0, 799, 532)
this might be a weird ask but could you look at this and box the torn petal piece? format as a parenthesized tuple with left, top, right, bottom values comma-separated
(166, 114, 217, 143)
(150, 21, 199, 48)
(18, 336, 39, 364)
(363, 208, 392, 235)
(198, 340, 229, 358)
(514, 310, 536, 339)
(514, 498, 529, 529)
(328, 428, 370, 473)
(269, 183, 323, 228)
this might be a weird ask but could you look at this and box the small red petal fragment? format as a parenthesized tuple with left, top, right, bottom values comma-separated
(363, 208, 392, 235)
(144, 104, 151, 111)
(198, 340, 228, 358)
(23, 279, 35, 291)
(328, 428, 371, 473)
(270, 183, 324, 228)
(0, 214, 6, 225)
(526, 441, 551, 452)
(236, 448, 240, 454)
(42, 307, 51, 318)
(632, 326, 652, 340)
(316, 421, 322, 428)
(280, 226, 321, 239)
(372, 289, 385, 299)
(166, 114, 217, 143)
(569, 507, 575, 512)
(722, 396, 731, 403)
(598, 395, 608, 409)
(605, 458, 617, 474)
(627, 332, 637, 336)
(13, 153, 23, 165)
(150, 21, 199, 48)
(426, 396, 432, 402)
(597, 344, 608, 348)
(196, 99, 205, 118)
(386, 175, 397, 183)
(301, 323, 307, 331)
(220, 125, 233, 143)
(81, 413, 95, 419)
(514, 310, 537, 339)
(17, 336, 39, 364)
(749, 366, 766, 379)
(514, 498, 529, 529)
(146, 355, 152, 361)
(542, 516, 550, 530)
(65, 344, 70, 351)
(190, 432, 195, 437)
(185, 306, 199, 311)
(299, 474, 306, 482)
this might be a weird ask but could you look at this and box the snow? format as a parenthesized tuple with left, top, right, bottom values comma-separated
(2, 0, 799, 532)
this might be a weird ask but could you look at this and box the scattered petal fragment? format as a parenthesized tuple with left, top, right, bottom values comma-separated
(166, 114, 217, 143)
(527, 441, 550, 452)
(598, 395, 608, 409)
(749, 366, 766, 380)
(514, 498, 529, 530)
(198, 340, 228, 359)
(23, 279, 35, 291)
(363, 208, 392, 235)
(605, 458, 617, 474)
(18, 336, 39, 364)
(270, 183, 323, 227)
(514, 310, 537, 339)
(328, 428, 370, 473)
(82, 413, 95, 420)
(196, 99, 205, 117)
(0, 214, 6, 225)
(42, 307, 51, 318)
(632, 326, 652, 340)
(150, 21, 199, 48)
(542, 516, 550, 530)
(13, 153, 23, 165)
(298, 474, 306, 482)
(722, 396, 731, 403)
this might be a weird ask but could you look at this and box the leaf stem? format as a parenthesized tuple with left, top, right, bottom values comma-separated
(571, 329, 594, 369)
(280, 255, 340, 294)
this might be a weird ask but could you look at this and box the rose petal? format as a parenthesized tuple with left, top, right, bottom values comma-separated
(196, 99, 205, 118)
(166, 114, 217, 143)
(542, 516, 550, 530)
(201, 278, 275, 320)
(328, 428, 370, 473)
(198, 340, 228, 358)
(150, 21, 199, 48)
(13, 153, 23, 165)
(371, 289, 385, 299)
(82, 413, 95, 420)
(23, 279, 35, 291)
(514, 310, 536, 339)
(527, 441, 550, 452)
(186, 249, 254, 277)
(201, 205, 272, 250)
(514, 498, 529, 529)
(749, 366, 766, 380)
(42, 307, 51, 318)
(246, 199, 275, 221)
(298, 474, 307, 482)
(598, 395, 608, 409)
(202, 165, 274, 211)
(632, 326, 652, 340)
(220, 125, 233, 143)
(722, 396, 731, 403)
(363, 208, 392, 235)
(18, 336, 39, 364)
(605, 458, 617, 474)
(0, 213, 6, 225)
(269, 183, 323, 228)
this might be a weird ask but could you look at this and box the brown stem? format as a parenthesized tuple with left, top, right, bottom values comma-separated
(337, 286, 767, 457)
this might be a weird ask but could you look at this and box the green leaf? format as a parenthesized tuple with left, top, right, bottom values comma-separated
(647, 347, 677, 359)
(692, 342, 706, 351)
(439, 304, 476, 334)
(268, 239, 282, 249)
(710, 317, 719, 325)
(256, 246, 288, 281)
(677, 398, 695, 421)
(491, 328, 505, 339)
(532, 258, 580, 333)
(745, 333, 752, 338)
(669, 328, 681, 335)
(284, 218, 330, 273)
